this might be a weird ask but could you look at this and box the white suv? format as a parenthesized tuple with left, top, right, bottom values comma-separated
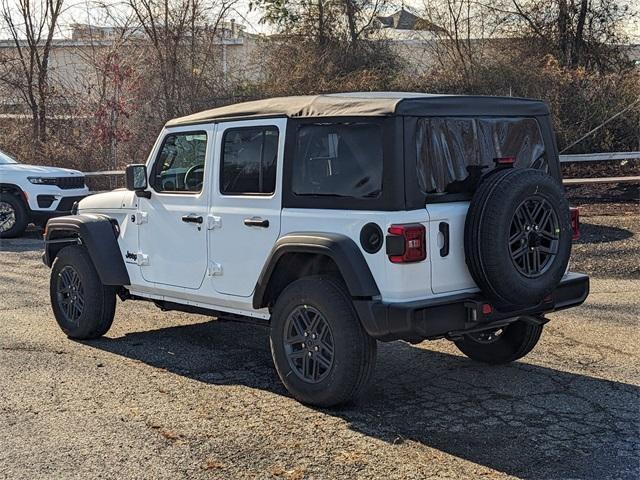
(43, 93, 589, 407)
(0, 150, 89, 237)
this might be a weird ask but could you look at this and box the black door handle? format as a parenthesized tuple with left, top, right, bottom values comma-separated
(439, 222, 450, 257)
(182, 214, 203, 224)
(244, 217, 269, 228)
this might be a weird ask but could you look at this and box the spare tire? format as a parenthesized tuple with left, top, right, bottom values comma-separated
(464, 168, 572, 307)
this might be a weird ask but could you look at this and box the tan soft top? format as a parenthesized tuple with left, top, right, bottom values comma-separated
(166, 92, 549, 127)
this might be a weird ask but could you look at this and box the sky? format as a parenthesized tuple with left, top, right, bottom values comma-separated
(5, 0, 640, 42)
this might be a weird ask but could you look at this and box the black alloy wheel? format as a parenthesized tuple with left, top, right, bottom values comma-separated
(283, 305, 335, 383)
(509, 197, 560, 278)
(55, 265, 86, 323)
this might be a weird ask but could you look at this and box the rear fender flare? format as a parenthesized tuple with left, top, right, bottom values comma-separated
(253, 232, 380, 309)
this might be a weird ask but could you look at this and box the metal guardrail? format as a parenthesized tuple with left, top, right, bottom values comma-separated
(83, 170, 124, 176)
(559, 152, 640, 163)
(563, 176, 640, 184)
(83, 152, 639, 186)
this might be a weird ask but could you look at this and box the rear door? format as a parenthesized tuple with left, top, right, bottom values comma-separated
(209, 118, 286, 297)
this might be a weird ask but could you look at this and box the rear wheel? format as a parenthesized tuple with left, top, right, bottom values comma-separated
(454, 318, 543, 364)
(0, 193, 28, 238)
(50, 245, 117, 339)
(270, 275, 376, 407)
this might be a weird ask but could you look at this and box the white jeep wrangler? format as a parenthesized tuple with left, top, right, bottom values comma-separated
(44, 93, 588, 407)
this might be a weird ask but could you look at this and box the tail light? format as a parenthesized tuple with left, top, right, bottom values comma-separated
(570, 207, 580, 241)
(386, 223, 426, 263)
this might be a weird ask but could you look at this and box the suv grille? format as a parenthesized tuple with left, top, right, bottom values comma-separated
(55, 177, 85, 189)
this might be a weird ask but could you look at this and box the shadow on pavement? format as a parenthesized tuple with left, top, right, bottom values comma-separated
(85, 318, 639, 480)
(577, 222, 634, 244)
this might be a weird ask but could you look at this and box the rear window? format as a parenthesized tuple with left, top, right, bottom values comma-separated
(415, 117, 546, 195)
(293, 123, 383, 198)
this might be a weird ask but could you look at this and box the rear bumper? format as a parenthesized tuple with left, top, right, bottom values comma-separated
(354, 272, 589, 342)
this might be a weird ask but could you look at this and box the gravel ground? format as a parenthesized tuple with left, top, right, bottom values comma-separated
(1, 215, 639, 480)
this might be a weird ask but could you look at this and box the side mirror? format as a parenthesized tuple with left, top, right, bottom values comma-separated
(125, 164, 150, 197)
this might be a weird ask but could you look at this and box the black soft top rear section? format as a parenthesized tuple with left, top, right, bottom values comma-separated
(395, 95, 549, 117)
(166, 92, 549, 126)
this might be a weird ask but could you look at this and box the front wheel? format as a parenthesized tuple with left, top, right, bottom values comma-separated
(270, 275, 376, 408)
(454, 318, 543, 365)
(0, 193, 28, 238)
(50, 245, 117, 339)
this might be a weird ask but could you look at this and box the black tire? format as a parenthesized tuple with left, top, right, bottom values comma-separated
(464, 168, 572, 307)
(0, 193, 28, 238)
(270, 275, 376, 408)
(50, 245, 117, 339)
(454, 318, 543, 365)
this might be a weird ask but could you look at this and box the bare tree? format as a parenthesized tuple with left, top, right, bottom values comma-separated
(0, 0, 64, 143)
(71, 9, 143, 174)
(496, 0, 635, 70)
(418, 0, 504, 89)
(253, 0, 387, 46)
(126, 0, 237, 119)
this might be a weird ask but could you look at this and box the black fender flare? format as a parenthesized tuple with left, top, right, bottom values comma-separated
(253, 232, 380, 309)
(43, 214, 130, 286)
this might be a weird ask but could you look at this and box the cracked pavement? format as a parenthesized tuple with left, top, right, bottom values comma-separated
(1, 214, 638, 479)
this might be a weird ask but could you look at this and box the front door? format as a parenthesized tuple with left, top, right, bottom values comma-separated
(209, 118, 286, 297)
(137, 126, 214, 289)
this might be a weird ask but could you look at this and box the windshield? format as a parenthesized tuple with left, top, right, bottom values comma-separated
(0, 150, 19, 165)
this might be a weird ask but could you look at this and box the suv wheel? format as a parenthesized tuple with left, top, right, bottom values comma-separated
(0, 193, 28, 238)
(454, 318, 543, 364)
(50, 245, 117, 339)
(464, 168, 572, 307)
(270, 275, 376, 407)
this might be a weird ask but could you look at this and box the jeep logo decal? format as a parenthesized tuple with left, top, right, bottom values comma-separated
(125, 251, 137, 261)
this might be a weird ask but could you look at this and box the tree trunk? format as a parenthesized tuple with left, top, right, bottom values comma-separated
(318, 0, 326, 46)
(344, 0, 358, 44)
(572, 0, 589, 67)
(37, 101, 47, 143)
(557, 0, 570, 65)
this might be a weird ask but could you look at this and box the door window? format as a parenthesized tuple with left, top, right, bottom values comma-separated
(151, 131, 208, 193)
(220, 126, 279, 195)
(292, 123, 383, 198)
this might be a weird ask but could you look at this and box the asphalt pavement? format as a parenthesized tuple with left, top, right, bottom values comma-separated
(1, 214, 638, 479)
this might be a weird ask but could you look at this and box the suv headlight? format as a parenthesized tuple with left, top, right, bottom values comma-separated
(28, 177, 57, 185)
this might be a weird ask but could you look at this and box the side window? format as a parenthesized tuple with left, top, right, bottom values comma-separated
(152, 131, 208, 193)
(292, 123, 383, 198)
(220, 126, 279, 195)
